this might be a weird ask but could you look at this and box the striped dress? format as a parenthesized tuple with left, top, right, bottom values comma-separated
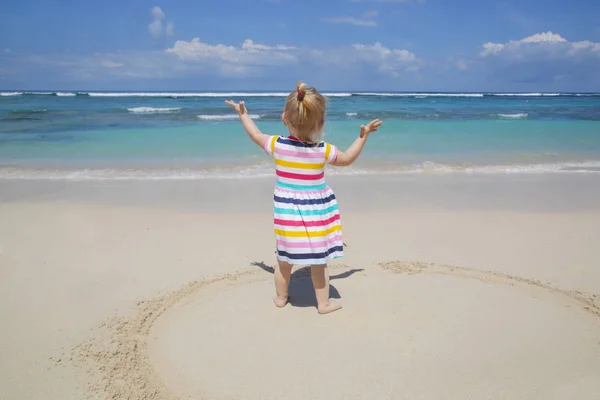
(264, 135, 344, 265)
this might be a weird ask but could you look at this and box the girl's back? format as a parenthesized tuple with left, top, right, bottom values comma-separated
(265, 135, 338, 192)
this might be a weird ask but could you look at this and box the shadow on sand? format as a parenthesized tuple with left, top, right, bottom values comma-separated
(251, 261, 364, 308)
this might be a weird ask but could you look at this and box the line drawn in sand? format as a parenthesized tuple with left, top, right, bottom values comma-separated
(69, 261, 600, 400)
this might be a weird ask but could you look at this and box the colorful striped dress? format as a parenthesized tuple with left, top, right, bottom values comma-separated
(264, 135, 344, 265)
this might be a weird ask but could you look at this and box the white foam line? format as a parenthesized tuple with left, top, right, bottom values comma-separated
(497, 113, 528, 119)
(85, 92, 353, 97)
(491, 93, 561, 96)
(197, 114, 261, 120)
(127, 107, 181, 113)
(9, 91, 600, 97)
(355, 93, 485, 97)
(2, 161, 600, 180)
(88, 92, 289, 97)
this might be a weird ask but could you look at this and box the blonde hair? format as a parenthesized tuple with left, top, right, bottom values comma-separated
(284, 81, 327, 143)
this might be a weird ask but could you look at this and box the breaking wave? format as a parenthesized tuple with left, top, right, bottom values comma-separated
(127, 107, 182, 114)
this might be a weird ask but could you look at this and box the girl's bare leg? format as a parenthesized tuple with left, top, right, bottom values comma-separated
(311, 264, 342, 314)
(274, 260, 293, 308)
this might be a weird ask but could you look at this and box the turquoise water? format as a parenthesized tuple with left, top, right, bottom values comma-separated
(1, 91, 600, 178)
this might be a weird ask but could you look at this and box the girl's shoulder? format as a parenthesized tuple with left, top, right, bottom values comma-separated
(277, 135, 325, 148)
(267, 135, 337, 162)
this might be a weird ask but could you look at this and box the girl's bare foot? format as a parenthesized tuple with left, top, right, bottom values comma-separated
(273, 296, 289, 308)
(274, 261, 293, 308)
(317, 300, 342, 314)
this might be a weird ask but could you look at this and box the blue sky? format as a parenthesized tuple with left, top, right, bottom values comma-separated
(1, 0, 599, 91)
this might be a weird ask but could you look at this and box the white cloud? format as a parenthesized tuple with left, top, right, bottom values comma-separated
(480, 31, 599, 57)
(151, 6, 166, 20)
(165, 38, 419, 78)
(324, 10, 379, 27)
(478, 31, 600, 87)
(6, 37, 421, 86)
(165, 38, 299, 76)
(480, 42, 506, 57)
(521, 32, 567, 43)
(167, 39, 238, 62)
(353, 42, 415, 61)
(165, 21, 174, 37)
(241, 39, 296, 51)
(571, 40, 600, 52)
(148, 6, 174, 39)
(148, 20, 163, 38)
(352, 42, 419, 75)
(166, 37, 418, 77)
(6, 29, 600, 91)
(4, 48, 11, 54)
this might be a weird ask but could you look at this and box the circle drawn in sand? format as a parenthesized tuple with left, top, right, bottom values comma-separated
(379, 261, 600, 317)
(71, 262, 600, 400)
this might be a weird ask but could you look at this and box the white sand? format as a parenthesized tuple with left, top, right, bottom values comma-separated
(1, 176, 599, 399)
(150, 266, 600, 400)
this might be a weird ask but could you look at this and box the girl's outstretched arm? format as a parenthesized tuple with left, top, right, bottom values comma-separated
(225, 100, 268, 149)
(332, 119, 382, 167)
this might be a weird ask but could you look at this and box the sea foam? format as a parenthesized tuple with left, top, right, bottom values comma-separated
(498, 113, 528, 119)
(355, 93, 485, 97)
(491, 93, 560, 97)
(197, 114, 261, 120)
(84, 92, 352, 98)
(2, 161, 600, 181)
(6, 91, 600, 98)
(127, 107, 181, 113)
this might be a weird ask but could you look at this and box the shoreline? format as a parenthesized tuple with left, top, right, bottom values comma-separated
(2, 155, 600, 179)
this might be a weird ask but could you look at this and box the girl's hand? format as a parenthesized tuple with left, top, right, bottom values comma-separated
(360, 119, 382, 138)
(225, 100, 248, 116)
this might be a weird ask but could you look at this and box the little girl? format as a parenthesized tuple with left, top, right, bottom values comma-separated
(226, 82, 381, 314)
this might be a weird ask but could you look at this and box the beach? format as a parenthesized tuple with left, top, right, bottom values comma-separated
(3, 0, 600, 394)
(1, 174, 600, 400)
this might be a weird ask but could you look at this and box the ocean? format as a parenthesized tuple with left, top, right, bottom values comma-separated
(1, 91, 600, 179)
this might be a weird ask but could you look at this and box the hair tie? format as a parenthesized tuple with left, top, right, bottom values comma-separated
(297, 90, 305, 101)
